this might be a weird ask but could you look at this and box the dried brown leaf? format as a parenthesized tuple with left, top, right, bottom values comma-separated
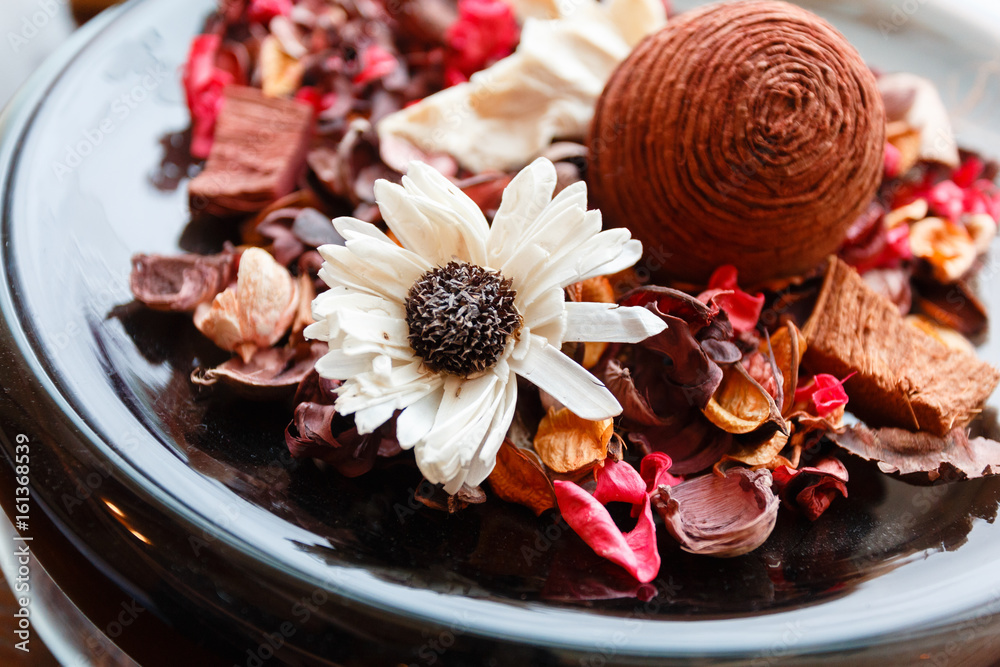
(703, 363, 785, 435)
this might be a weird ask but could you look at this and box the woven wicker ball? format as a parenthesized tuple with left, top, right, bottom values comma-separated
(588, 0, 885, 284)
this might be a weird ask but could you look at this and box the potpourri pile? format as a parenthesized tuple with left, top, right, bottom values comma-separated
(129, 0, 1000, 586)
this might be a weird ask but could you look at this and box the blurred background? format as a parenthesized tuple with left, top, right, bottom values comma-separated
(0, 0, 121, 108)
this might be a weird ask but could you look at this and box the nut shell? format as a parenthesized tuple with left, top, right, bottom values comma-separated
(588, 0, 886, 284)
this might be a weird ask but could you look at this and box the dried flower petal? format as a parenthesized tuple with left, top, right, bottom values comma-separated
(698, 265, 764, 334)
(794, 373, 851, 418)
(248, 0, 292, 24)
(534, 408, 614, 474)
(260, 35, 304, 98)
(772, 457, 848, 520)
(703, 363, 785, 436)
(285, 405, 399, 478)
(554, 458, 665, 582)
(651, 467, 779, 557)
(129, 246, 236, 312)
(487, 439, 556, 515)
(194, 247, 299, 362)
(629, 418, 733, 476)
(767, 322, 806, 415)
(182, 34, 235, 159)
(444, 0, 520, 85)
(909, 217, 977, 283)
(192, 341, 326, 400)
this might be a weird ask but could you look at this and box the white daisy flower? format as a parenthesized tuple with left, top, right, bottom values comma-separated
(305, 157, 666, 493)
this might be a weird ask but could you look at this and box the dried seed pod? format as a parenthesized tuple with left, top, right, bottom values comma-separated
(589, 0, 886, 284)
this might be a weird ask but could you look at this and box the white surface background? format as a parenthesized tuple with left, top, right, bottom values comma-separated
(0, 0, 75, 107)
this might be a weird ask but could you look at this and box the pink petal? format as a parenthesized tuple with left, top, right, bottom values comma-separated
(772, 457, 849, 521)
(353, 45, 399, 86)
(592, 458, 647, 506)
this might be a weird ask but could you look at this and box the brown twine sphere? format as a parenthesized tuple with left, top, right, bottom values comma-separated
(588, 0, 886, 285)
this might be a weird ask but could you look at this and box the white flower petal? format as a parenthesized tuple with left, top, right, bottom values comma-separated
(574, 236, 644, 283)
(353, 400, 400, 435)
(315, 347, 379, 380)
(375, 165, 489, 267)
(562, 302, 667, 343)
(318, 239, 430, 304)
(488, 158, 558, 267)
(415, 370, 506, 489)
(464, 369, 519, 488)
(396, 388, 444, 450)
(509, 338, 622, 420)
(518, 285, 566, 345)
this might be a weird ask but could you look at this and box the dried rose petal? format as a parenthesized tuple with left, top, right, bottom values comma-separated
(487, 440, 556, 516)
(534, 408, 614, 474)
(354, 44, 399, 86)
(794, 373, 851, 418)
(651, 467, 779, 557)
(629, 418, 732, 476)
(772, 457, 848, 520)
(444, 0, 519, 85)
(129, 246, 236, 312)
(248, 0, 292, 24)
(182, 34, 234, 160)
(193, 247, 299, 362)
(698, 265, 764, 334)
(285, 406, 399, 478)
(604, 359, 671, 427)
(554, 458, 666, 582)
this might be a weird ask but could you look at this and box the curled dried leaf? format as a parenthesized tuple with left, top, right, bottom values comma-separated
(703, 363, 785, 436)
(722, 430, 789, 468)
(651, 467, 779, 557)
(766, 322, 807, 415)
(194, 247, 299, 362)
(129, 246, 236, 312)
(286, 408, 400, 478)
(628, 417, 733, 476)
(534, 408, 614, 474)
(192, 341, 326, 400)
(487, 440, 556, 516)
(829, 424, 1000, 484)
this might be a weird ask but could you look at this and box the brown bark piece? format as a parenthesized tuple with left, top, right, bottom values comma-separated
(803, 258, 999, 436)
(189, 86, 312, 216)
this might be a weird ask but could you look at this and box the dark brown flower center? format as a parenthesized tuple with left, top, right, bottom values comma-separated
(405, 261, 521, 377)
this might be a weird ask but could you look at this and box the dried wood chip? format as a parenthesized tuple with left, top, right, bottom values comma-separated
(189, 86, 313, 216)
(802, 258, 999, 436)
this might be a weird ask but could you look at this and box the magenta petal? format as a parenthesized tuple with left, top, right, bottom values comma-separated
(554, 480, 660, 583)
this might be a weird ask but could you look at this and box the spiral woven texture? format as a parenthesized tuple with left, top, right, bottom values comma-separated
(589, 0, 886, 284)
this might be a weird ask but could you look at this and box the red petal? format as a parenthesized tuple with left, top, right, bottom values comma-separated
(247, 0, 292, 24)
(640, 452, 680, 493)
(554, 480, 660, 583)
(772, 457, 848, 521)
(353, 45, 399, 86)
(182, 34, 234, 159)
(444, 0, 519, 83)
(698, 266, 764, 333)
(795, 373, 851, 417)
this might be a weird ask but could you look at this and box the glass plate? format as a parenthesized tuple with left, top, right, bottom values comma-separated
(3, 0, 1000, 663)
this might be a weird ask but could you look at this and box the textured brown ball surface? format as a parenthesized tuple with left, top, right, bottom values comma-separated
(588, 0, 885, 284)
